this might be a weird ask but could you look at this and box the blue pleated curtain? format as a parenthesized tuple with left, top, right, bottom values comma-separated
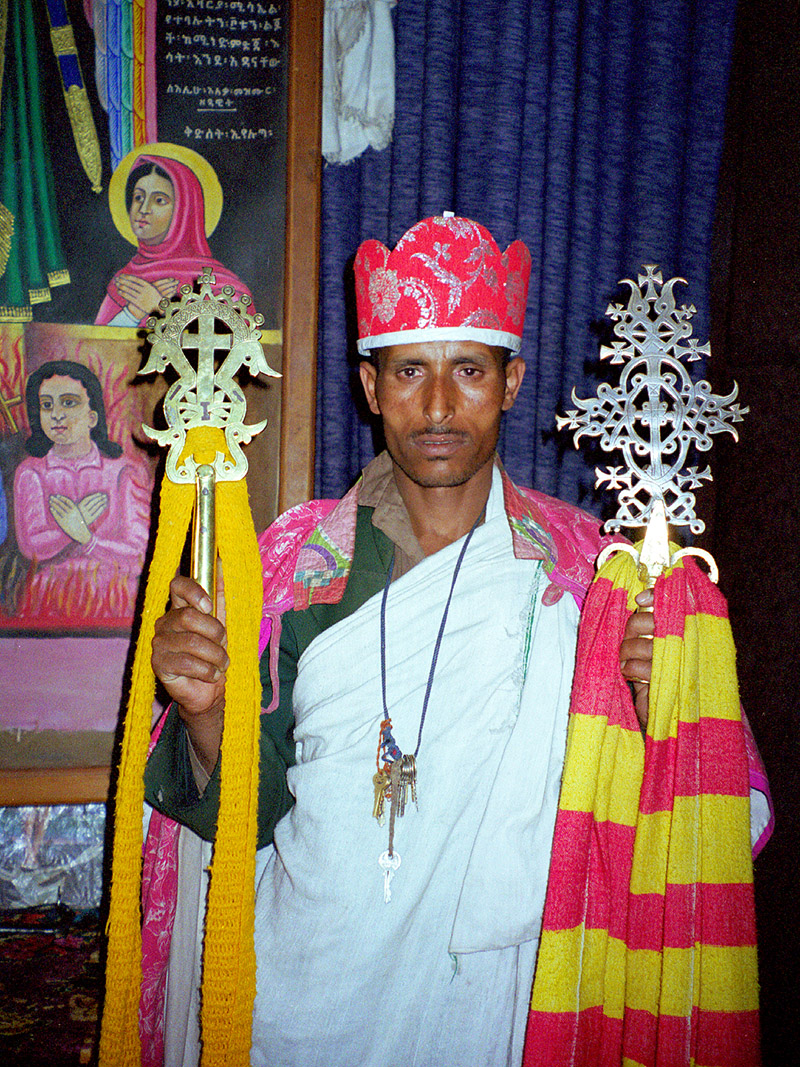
(316, 0, 738, 514)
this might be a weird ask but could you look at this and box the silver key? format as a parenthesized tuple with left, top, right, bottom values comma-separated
(378, 849, 401, 903)
(400, 754, 417, 811)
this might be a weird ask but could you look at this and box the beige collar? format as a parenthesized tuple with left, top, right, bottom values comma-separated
(358, 451, 425, 579)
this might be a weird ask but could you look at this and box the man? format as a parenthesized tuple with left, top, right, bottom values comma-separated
(144, 214, 661, 1065)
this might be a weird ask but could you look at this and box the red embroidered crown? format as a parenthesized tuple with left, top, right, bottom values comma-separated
(354, 214, 531, 354)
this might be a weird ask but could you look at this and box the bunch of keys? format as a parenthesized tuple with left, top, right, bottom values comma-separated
(373, 754, 417, 825)
(373, 755, 417, 903)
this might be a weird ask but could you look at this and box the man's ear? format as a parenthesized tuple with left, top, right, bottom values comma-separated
(359, 360, 381, 416)
(501, 357, 526, 412)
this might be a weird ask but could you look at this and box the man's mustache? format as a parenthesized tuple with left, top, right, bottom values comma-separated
(410, 426, 466, 439)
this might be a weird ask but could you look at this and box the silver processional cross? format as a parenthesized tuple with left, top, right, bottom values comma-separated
(557, 266, 748, 583)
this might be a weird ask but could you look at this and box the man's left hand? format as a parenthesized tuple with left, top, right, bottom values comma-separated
(619, 588, 655, 730)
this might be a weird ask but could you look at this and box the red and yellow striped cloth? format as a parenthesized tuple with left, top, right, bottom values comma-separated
(524, 549, 760, 1067)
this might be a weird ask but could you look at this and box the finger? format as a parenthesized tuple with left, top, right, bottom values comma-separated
(90, 493, 109, 514)
(153, 608, 229, 671)
(631, 680, 650, 730)
(620, 634, 655, 665)
(170, 575, 214, 614)
(160, 605, 227, 647)
(159, 589, 227, 651)
(49, 496, 69, 516)
(153, 629, 229, 683)
(121, 282, 146, 299)
(622, 611, 655, 640)
(635, 588, 654, 611)
(620, 656, 652, 684)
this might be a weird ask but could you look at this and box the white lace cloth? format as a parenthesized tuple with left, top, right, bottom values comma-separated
(322, 0, 397, 164)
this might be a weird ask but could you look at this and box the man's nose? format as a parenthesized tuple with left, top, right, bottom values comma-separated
(422, 374, 455, 425)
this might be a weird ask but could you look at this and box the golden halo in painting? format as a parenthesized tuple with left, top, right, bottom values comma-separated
(108, 142, 224, 246)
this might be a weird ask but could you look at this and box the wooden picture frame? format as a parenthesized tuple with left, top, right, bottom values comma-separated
(0, 0, 322, 808)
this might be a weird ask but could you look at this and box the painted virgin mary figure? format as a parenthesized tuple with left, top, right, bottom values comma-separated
(96, 143, 254, 327)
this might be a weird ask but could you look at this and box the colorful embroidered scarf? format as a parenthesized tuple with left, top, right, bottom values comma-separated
(523, 549, 760, 1066)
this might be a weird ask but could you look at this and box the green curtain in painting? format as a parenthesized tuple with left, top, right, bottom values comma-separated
(0, 0, 70, 322)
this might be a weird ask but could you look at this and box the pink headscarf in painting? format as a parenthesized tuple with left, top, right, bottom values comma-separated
(96, 153, 254, 325)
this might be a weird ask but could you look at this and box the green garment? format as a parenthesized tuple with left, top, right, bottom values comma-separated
(143, 506, 395, 847)
(0, 0, 70, 320)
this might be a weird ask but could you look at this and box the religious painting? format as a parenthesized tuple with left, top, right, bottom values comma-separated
(0, 323, 165, 758)
(0, 0, 291, 787)
(96, 142, 257, 328)
(0, 0, 288, 335)
(0, 325, 158, 633)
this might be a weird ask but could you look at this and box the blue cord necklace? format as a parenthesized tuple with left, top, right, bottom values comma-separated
(373, 513, 482, 903)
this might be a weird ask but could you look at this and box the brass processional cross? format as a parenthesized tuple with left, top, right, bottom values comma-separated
(140, 267, 280, 602)
(557, 266, 748, 583)
(100, 270, 280, 1067)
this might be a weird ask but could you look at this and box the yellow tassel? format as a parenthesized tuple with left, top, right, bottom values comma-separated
(100, 426, 263, 1066)
(200, 476, 262, 1065)
(100, 473, 194, 1065)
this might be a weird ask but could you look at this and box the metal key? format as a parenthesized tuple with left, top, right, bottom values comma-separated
(400, 754, 417, 810)
(378, 849, 401, 903)
(372, 769, 390, 823)
(389, 757, 406, 819)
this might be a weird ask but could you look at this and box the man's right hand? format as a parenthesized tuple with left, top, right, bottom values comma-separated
(152, 575, 229, 775)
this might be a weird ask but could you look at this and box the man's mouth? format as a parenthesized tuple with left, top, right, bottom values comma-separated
(411, 428, 466, 457)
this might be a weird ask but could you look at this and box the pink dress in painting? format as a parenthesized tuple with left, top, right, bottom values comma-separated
(14, 443, 151, 575)
(95, 153, 253, 326)
(13, 443, 152, 625)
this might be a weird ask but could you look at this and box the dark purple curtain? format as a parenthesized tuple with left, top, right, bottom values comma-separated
(316, 0, 738, 516)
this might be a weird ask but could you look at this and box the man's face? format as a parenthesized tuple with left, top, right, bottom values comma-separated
(359, 341, 525, 491)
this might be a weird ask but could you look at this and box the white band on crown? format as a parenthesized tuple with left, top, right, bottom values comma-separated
(357, 325, 523, 355)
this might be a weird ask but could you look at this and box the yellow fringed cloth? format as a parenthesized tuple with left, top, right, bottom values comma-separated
(523, 550, 760, 1066)
(99, 427, 263, 1067)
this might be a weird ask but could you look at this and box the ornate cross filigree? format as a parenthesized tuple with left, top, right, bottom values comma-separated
(139, 268, 280, 602)
(557, 267, 748, 582)
(140, 267, 280, 484)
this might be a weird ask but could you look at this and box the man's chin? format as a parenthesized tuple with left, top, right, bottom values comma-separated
(389, 452, 494, 491)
